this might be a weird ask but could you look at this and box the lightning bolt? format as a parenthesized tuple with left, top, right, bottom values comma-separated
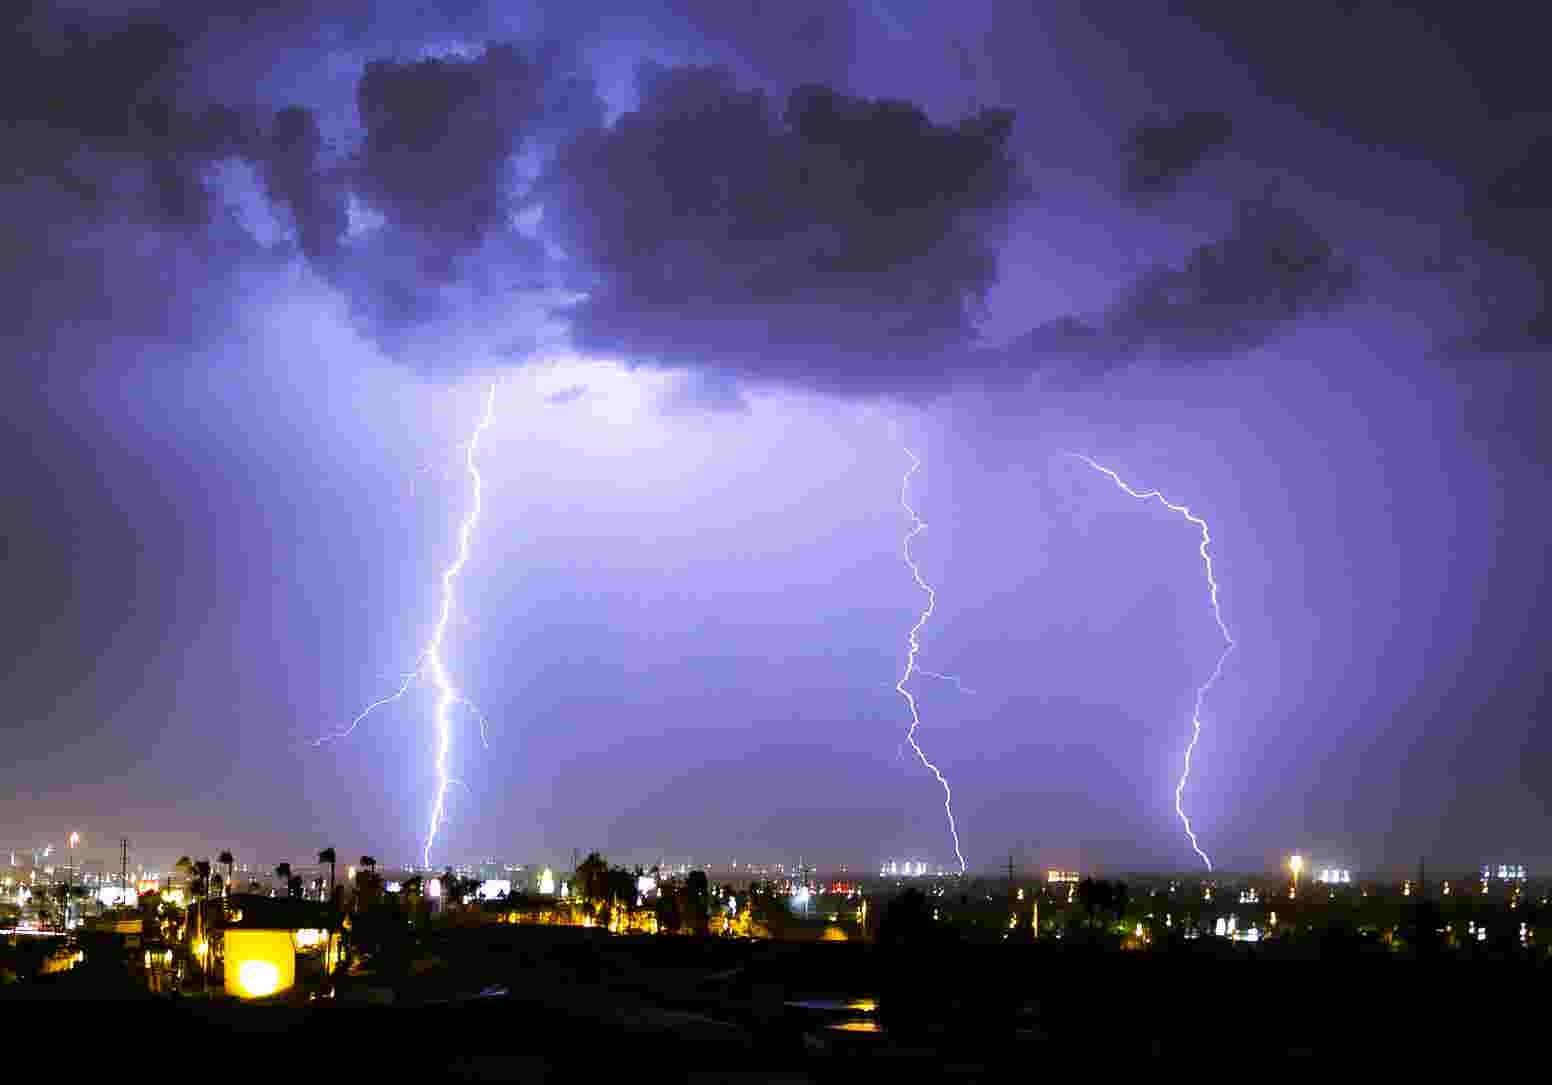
(310, 384, 498, 869)
(1069, 453, 1234, 871)
(895, 445, 968, 875)
(421, 382, 499, 867)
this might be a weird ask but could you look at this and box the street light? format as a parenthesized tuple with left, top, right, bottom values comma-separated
(65, 831, 81, 931)
(1289, 854, 1304, 897)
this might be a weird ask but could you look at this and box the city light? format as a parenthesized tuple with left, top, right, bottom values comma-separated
(237, 960, 281, 998)
(225, 930, 296, 999)
(477, 879, 511, 900)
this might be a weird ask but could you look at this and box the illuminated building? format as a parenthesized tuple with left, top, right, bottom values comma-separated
(1315, 868, 1351, 885)
(220, 895, 342, 1000)
(1481, 863, 1528, 882)
(1046, 870, 1079, 885)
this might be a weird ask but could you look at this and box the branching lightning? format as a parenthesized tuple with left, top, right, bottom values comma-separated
(312, 383, 498, 869)
(916, 668, 976, 695)
(1070, 453, 1234, 871)
(894, 445, 968, 875)
(421, 382, 499, 867)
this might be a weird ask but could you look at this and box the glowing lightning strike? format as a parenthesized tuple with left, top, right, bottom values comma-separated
(1069, 453, 1234, 871)
(420, 383, 499, 868)
(310, 384, 498, 869)
(895, 446, 968, 875)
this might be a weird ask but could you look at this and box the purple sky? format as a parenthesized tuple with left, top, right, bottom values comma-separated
(3, 1, 1547, 877)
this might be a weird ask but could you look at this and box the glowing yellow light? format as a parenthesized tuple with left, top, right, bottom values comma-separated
(225, 930, 296, 999)
(237, 960, 281, 998)
(1289, 855, 1303, 875)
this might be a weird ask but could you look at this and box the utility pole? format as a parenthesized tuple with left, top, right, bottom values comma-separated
(120, 838, 130, 907)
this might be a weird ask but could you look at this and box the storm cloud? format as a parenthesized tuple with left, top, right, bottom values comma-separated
(537, 65, 1028, 394)
(1008, 196, 1360, 374)
(1121, 111, 1233, 204)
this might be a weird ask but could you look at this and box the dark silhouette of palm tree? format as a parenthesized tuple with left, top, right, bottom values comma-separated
(274, 862, 291, 895)
(319, 847, 337, 900)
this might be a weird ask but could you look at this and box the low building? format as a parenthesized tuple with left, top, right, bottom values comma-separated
(219, 894, 343, 999)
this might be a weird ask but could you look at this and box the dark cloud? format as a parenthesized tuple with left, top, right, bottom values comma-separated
(1, 15, 262, 230)
(1110, 198, 1361, 358)
(1121, 111, 1233, 204)
(1009, 315, 1135, 374)
(1010, 197, 1360, 373)
(538, 64, 1028, 394)
(355, 45, 552, 276)
(1, 6, 603, 367)
(0, 10, 290, 360)
(261, 106, 347, 266)
(1456, 133, 1552, 352)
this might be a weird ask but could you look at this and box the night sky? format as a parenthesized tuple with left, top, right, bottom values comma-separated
(4, 2, 1547, 876)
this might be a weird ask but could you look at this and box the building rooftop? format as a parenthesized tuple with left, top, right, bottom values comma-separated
(222, 894, 338, 931)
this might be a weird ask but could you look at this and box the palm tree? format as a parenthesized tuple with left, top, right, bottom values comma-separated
(275, 862, 291, 897)
(319, 847, 337, 900)
(194, 860, 212, 901)
(359, 855, 377, 875)
(218, 851, 234, 895)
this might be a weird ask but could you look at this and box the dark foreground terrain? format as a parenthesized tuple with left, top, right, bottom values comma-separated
(4, 927, 1544, 1073)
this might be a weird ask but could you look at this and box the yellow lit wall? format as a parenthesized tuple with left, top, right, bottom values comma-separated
(224, 930, 296, 999)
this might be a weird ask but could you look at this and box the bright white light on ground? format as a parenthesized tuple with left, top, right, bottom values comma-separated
(237, 960, 281, 998)
(478, 879, 510, 900)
